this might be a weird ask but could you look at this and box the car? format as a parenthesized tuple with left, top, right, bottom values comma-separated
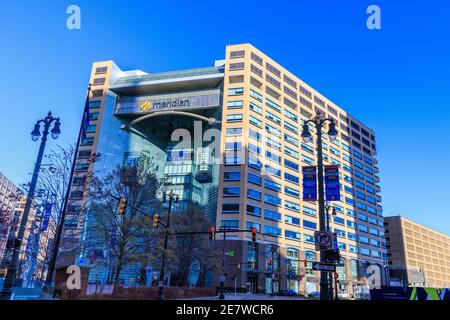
(308, 291, 320, 298)
(337, 292, 349, 299)
(353, 285, 371, 300)
(278, 290, 295, 296)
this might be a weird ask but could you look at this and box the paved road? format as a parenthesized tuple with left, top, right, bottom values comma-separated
(179, 293, 312, 300)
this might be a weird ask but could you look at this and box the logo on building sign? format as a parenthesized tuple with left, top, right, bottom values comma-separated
(139, 100, 153, 111)
(116, 93, 221, 115)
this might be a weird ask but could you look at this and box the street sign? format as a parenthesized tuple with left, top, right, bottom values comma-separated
(314, 231, 333, 250)
(312, 262, 336, 272)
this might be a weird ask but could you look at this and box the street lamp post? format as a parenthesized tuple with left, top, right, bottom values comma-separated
(157, 191, 178, 300)
(0, 112, 60, 300)
(301, 112, 338, 301)
(326, 205, 336, 300)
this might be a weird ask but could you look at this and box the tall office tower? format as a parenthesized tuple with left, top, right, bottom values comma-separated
(384, 216, 450, 288)
(59, 44, 385, 294)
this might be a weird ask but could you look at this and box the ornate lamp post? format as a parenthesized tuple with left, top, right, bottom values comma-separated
(301, 112, 338, 301)
(1, 112, 60, 300)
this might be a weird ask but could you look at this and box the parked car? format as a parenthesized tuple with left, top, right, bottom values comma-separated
(308, 291, 320, 298)
(337, 291, 349, 299)
(279, 290, 298, 296)
(353, 285, 371, 300)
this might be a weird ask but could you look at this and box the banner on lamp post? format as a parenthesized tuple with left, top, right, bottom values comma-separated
(325, 165, 340, 201)
(41, 203, 52, 231)
(302, 166, 317, 201)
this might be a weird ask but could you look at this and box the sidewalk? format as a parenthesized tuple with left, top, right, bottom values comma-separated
(178, 293, 311, 300)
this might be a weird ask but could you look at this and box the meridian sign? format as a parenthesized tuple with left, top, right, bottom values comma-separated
(115, 93, 220, 115)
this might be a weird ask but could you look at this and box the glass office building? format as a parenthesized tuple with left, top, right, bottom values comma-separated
(59, 44, 387, 294)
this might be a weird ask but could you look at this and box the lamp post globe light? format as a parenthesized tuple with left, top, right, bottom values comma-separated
(0, 112, 60, 300)
(301, 112, 338, 301)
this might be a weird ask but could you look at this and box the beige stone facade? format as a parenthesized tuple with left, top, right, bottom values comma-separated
(61, 44, 387, 292)
(384, 216, 450, 288)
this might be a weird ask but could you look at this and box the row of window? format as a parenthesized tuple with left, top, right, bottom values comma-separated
(223, 201, 383, 232)
(224, 151, 380, 207)
(227, 56, 373, 147)
(227, 93, 378, 171)
(221, 219, 382, 257)
(227, 53, 351, 130)
(229, 130, 377, 185)
(224, 144, 380, 202)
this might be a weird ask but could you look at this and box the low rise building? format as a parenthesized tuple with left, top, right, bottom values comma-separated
(384, 215, 450, 288)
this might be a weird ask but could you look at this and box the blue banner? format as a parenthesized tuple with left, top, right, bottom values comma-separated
(41, 203, 52, 231)
(325, 165, 340, 201)
(302, 166, 317, 201)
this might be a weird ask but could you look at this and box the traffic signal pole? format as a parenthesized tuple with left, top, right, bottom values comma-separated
(326, 208, 333, 301)
(113, 192, 173, 300)
(157, 192, 178, 300)
(219, 229, 226, 300)
(174, 228, 257, 299)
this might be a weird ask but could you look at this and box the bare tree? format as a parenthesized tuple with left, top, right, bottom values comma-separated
(37, 144, 87, 256)
(85, 164, 166, 292)
(3, 145, 82, 283)
(169, 205, 221, 287)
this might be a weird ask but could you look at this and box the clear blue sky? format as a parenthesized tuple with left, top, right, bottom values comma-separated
(0, 1, 449, 234)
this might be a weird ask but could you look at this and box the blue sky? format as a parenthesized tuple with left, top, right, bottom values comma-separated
(0, 1, 449, 233)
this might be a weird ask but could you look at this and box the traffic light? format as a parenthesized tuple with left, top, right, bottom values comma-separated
(303, 258, 308, 267)
(237, 263, 241, 269)
(325, 249, 341, 263)
(117, 198, 127, 215)
(251, 227, 257, 242)
(209, 226, 215, 241)
(268, 257, 273, 268)
(152, 213, 160, 228)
